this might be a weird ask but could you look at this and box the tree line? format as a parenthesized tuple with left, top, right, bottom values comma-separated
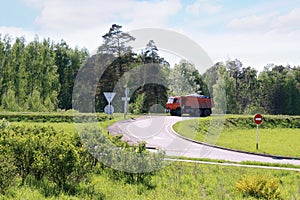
(1, 24, 299, 115)
(206, 61, 300, 115)
(0, 35, 88, 111)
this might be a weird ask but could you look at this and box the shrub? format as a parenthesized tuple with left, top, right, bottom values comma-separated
(0, 148, 17, 195)
(0, 118, 9, 130)
(0, 112, 107, 123)
(235, 175, 282, 199)
(80, 127, 164, 191)
(0, 125, 96, 193)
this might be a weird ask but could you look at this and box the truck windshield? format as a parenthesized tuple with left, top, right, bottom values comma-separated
(167, 98, 174, 103)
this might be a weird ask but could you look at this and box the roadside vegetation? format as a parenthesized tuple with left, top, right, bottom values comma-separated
(173, 115, 300, 157)
(0, 113, 299, 199)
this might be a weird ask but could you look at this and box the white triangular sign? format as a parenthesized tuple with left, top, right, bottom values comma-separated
(104, 92, 116, 103)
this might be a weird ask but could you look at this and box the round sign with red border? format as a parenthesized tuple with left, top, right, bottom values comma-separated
(254, 113, 263, 125)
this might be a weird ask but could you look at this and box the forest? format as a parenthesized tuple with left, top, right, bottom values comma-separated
(0, 24, 299, 115)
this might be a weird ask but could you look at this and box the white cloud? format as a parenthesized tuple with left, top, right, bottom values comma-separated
(227, 8, 300, 34)
(227, 15, 271, 31)
(18, 0, 181, 51)
(0, 26, 37, 42)
(192, 30, 300, 71)
(185, 0, 222, 16)
(124, 0, 181, 29)
(25, 0, 181, 31)
(273, 8, 300, 32)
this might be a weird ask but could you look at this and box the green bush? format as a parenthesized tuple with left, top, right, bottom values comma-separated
(80, 127, 164, 191)
(0, 112, 107, 123)
(0, 124, 96, 194)
(0, 118, 9, 130)
(0, 147, 17, 195)
(235, 175, 282, 199)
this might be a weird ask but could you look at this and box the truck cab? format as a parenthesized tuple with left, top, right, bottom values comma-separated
(166, 97, 181, 116)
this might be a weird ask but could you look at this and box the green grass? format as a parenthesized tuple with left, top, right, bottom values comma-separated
(9, 112, 130, 134)
(2, 113, 300, 199)
(90, 162, 300, 199)
(2, 162, 300, 199)
(174, 117, 300, 157)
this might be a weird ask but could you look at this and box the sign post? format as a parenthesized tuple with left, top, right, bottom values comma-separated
(122, 88, 130, 119)
(104, 92, 116, 128)
(254, 113, 263, 150)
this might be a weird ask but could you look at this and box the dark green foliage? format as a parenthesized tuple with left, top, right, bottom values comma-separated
(127, 40, 170, 113)
(0, 112, 107, 123)
(204, 61, 300, 115)
(0, 124, 95, 193)
(54, 40, 89, 110)
(0, 35, 88, 112)
(0, 142, 17, 195)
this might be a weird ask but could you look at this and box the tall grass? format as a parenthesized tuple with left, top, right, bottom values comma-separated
(4, 161, 299, 199)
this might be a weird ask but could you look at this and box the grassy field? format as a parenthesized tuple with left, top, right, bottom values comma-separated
(2, 161, 300, 200)
(173, 116, 300, 157)
(1, 113, 300, 199)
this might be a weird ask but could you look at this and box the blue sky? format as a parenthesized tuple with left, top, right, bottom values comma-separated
(1, 0, 300, 70)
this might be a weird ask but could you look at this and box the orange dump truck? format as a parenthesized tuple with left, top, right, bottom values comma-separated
(166, 94, 213, 117)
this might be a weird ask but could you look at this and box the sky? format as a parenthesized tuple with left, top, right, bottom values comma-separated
(1, 0, 300, 71)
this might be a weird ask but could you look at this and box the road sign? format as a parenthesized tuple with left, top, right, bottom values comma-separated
(104, 105, 114, 115)
(104, 92, 116, 103)
(254, 113, 263, 125)
(254, 113, 263, 150)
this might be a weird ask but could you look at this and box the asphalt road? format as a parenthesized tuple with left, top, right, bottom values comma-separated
(109, 116, 300, 165)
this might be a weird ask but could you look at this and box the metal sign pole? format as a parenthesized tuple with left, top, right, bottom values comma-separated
(103, 92, 116, 134)
(122, 88, 130, 119)
(256, 124, 258, 150)
(254, 113, 262, 150)
(108, 102, 110, 128)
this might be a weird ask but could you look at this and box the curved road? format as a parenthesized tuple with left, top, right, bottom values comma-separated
(109, 116, 300, 165)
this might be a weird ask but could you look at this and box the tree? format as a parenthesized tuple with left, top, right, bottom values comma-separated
(22, 37, 60, 111)
(203, 62, 221, 97)
(11, 37, 27, 107)
(55, 40, 89, 110)
(168, 60, 208, 96)
(98, 24, 135, 58)
(95, 24, 136, 112)
(238, 66, 258, 113)
(127, 40, 169, 113)
(226, 59, 242, 113)
(1, 89, 19, 111)
(0, 35, 13, 103)
(212, 66, 227, 114)
(38, 39, 60, 111)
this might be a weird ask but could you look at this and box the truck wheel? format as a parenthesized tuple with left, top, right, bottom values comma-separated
(199, 109, 203, 117)
(203, 109, 211, 116)
(170, 110, 176, 116)
(176, 108, 182, 116)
